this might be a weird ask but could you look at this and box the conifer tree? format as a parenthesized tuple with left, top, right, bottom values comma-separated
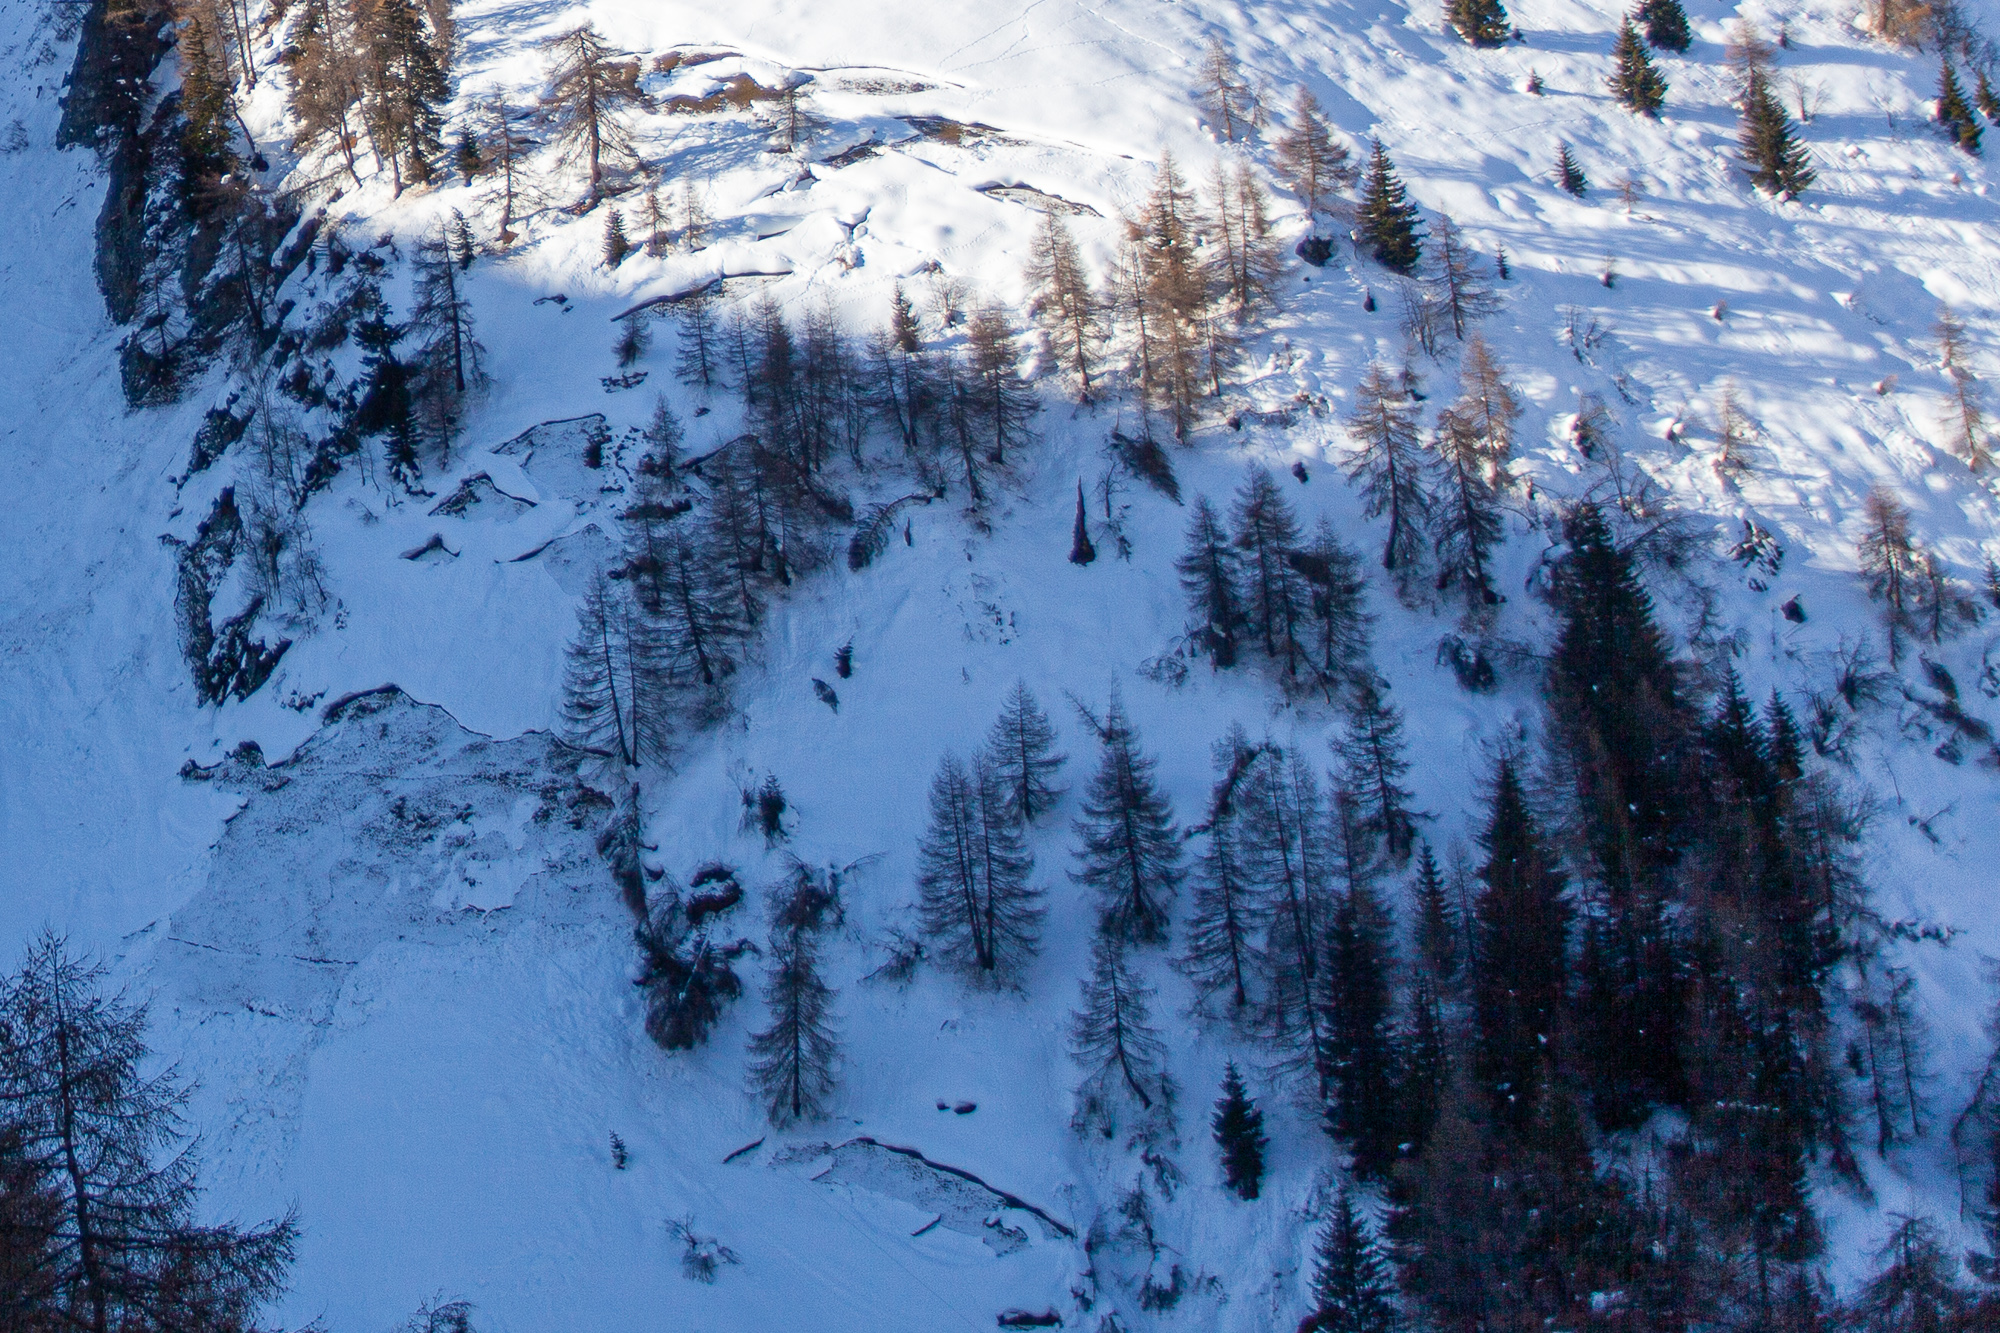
(1413, 842, 1459, 983)
(642, 188, 668, 257)
(1335, 676, 1420, 861)
(984, 682, 1068, 825)
(1069, 480, 1097, 565)
(352, 0, 450, 192)
(1131, 150, 1212, 437)
(675, 288, 720, 390)
(1398, 970, 1450, 1157)
(1211, 1063, 1267, 1198)
(0, 935, 299, 1332)
(1358, 141, 1423, 274)
(1296, 517, 1375, 691)
(1070, 934, 1171, 1123)
(963, 304, 1037, 465)
(178, 12, 238, 204)
(1274, 87, 1352, 213)
(1198, 35, 1252, 142)
(1858, 484, 1923, 664)
(1345, 364, 1431, 575)
(1637, 0, 1692, 51)
(541, 24, 642, 199)
(602, 207, 630, 266)
(1305, 1187, 1399, 1333)
(1180, 729, 1269, 1014)
(1430, 406, 1504, 609)
(1609, 18, 1669, 117)
(1447, 0, 1513, 47)
(1978, 66, 2000, 122)
(1428, 216, 1495, 341)
(1739, 69, 1815, 199)
(408, 216, 485, 452)
(678, 178, 710, 251)
(481, 99, 529, 242)
(747, 934, 839, 1125)
(1247, 751, 1335, 1098)
(1325, 791, 1401, 1176)
(1231, 468, 1312, 677)
(1072, 695, 1183, 945)
(1454, 336, 1520, 484)
(561, 572, 666, 766)
(1555, 142, 1589, 196)
(1026, 212, 1102, 397)
(1472, 758, 1569, 1127)
(1940, 60, 1982, 155)
(622, 514, 739, 693)
(1206, 162, 1285, 324)
(1846, 1218, 1970, 1330)
(916, 753, 1043, 977)
(1177, 496, 1247, 668)
(1937, 303, 1991, 470)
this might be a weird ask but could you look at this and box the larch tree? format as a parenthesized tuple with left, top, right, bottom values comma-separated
(747, 933, 839, 1125)
(1230, 468, 1312, 679)
(1357, 140, 1423, 274)
(1609, 18, 1669, 116)
(1025, 211, 1103, 398)
(1937, 303, 1991, 469)
(561, 571, 666, 766)
(915, 752, 1043, 978)
(1177, 495, 1247, 668)
(1857, 484, 1923, 664)
(1128, 151, 1211, 438)
(1246, 750, 1335, 1099)
(675, 288, 721, 390)
(408, 216, 485, 453)
(1428, 216, 1496, 341)
(1430, 405, 1504, 609)
(1071, 695, 1183, 945)
(1197, 35, 1253, 142)
(983, 682, 1068, 825)
(1345, 363, 1431, 575)
(1273, 87, 1352, 213)
(0, 934, 298, 1333)
(541, 24, 643, 199)
(1334, 675, 1420, 862)
(1070, 934, 1172, 1128)
(354, 0, 450, 192)
(963, 304, 1037, 465)
(481, 99, 531, 242)
(1295, 516, 1375, 692)
(1178, 728, 1270, 1015)
(1453, 334, 1522, 485)
(1206, 162, 1285, 325)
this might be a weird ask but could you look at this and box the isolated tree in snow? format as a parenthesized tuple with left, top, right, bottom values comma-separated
(1072, 695, 1183, 945)
(1274, 87, 1352, 213)
(1177, 496, 1247, 668)
(1304, 1187, 1399, 1333)
(1334, 675, 1420, 862)
(1609, 19, 1669, 117)
(747, 934, 839, 1125)
(480, 99, 532, 242)
(1211, 1063, 1267, 1199)
(1295, 517, 1374, 691)
(1231, 468, 1312, 678)
(915, 753, 1043, 978)
(1198, 35, 1253, 142)
(602, 207, 631, 266)
(1554, 141, 1589, 196)
(1738, 69, 1815, 199)
(1937, 303, 1991, 470)
(1026, 211, 1103, 397)
(1069, 480, 1097, 564)
(1453, 334, 1522, 483)
(541, 24, 643, 198)
(1637, 0, 1692, 51)
(0, 934, 297, 1333)
(983, 681, 1068, 825)
(1428, 216, 1495, 341)
(1178, 728, 1270, 1014)
(1357, 141, 1422, 274)
(1857, 484, 1923, 663)
(1070, 934, 1171, 1125)
(1939, 60, 1983, 155)
(1447, 0, 1513, 45)
(1345, 364, 1431, 575)
(675, 288, 721, 390)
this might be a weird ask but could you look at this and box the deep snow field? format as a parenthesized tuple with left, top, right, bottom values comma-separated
(3, 0, 2000, 1325)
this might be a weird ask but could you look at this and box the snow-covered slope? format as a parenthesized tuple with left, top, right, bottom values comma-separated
(6, 0, 2000, 1326)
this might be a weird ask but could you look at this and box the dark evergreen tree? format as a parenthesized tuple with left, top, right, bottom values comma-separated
(177, 12, 238, 205)
(1398, 970, 1450, 1158)
(356, 0, 449, 192)
(1334, 676, 1420, 862)
(1231, 469, 1311, 678)
(1555, 141, 1589, 196)
(1246, 750, 1335, 1098)
(635, 867, 745, 1050)
(602, 207, 630, 266)
(1739, 69, 1815, 199)
(1325, 790, 1402, 1177)
(1846, 1218, 1970, 1331)
(1609, 18, 1668, 117)
(1072, 696, 1183, 944)
(984, 682, 1068, 825)
(0, 934, 298, 1333)
(1211, 1063, 1268, 1199)
(1357, 141, 1422, 274)
(1177, 496, 1246, 668)
(1471, 758, 1569, 1128)
(1345, 364, 1431, 575)
(1305, 1187, 1399, 1333)
(1939, 60, 1983, 155)
(1978, 67, 2000, 123)
(1412, 841, 1458, 983)
(408, 217, 485, 453)
(1069, 480, 1097, 565)
(1294, 517, 1374, 692)
(1446, 0, 1513, 47)
(1179, 728, 1270, 1015)
(747, 934, 839, 1125)
(1070, 934, 1171, 1127)
(1637, 0, 1692, 51)
(1430, 406, 1504, 609)
(622, 511, 741, 694)
(915, 753, 1043, 978)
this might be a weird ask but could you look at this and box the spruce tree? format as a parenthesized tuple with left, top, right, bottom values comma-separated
(1345, 363, 1431, 574)
(1072, 696, 1183, 944)
(1069, 480, 1096, 565)
(1412, 842, 1459, 983)
(983, 682, 1068, 825)
(1334, 675, 1420, 862)
(1738, 69, 1815, 199)
(1358, 142, 1422, 274)
(602, 207, 631, 266)
(1325, 793, 1401, 1177)
(1447, 0, 1513, 47)
(1472, 758, 1569, 1128)
(1178, 496, 1247, 668)
(1398, 971, 1450, 1156)
(1637, 0, 1692, 51)
(1609, 19, 1669, 117)
(747, 934, 839, 1125)
(1070, 934, 1171, 1125)
(1939, 60, 1983, 155)
(1555, 142, 1589, 196)
(1978, 66, 2000, 122)
(1305, 1187, 1399, 1333)
(1231, 469, 1312, 678)
(915, 752, 1043, 978)
(1211, 1063, 1268, 1199)
(1179, 729, 1269, 1014)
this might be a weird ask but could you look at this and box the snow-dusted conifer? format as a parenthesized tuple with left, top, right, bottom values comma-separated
(1072, 695, 1183, 944)
(1447, 0, 1513, 46)
(747, 935, 839, 1125)
(1305, 1187, 1399, 1332)
(1430, 406, 1504, 608)
(1939, 60, 1982, 155)
(984, 681, 1068, 825)
(1555, 142, 1589, 196)
(1231, 468, 1312, 678)
(1738, 69, 1815, 199)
